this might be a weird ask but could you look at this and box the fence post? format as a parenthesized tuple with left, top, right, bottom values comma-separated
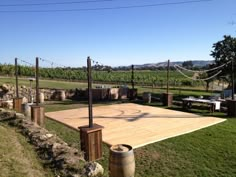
(13, 58, 23, 112)
(31, 57, 45, 126)
(79, 56, 103, 161)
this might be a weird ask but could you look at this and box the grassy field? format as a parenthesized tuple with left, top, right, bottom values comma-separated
(1, 77, 235, 177)
(0, 122, 54, 177)
(134, 118, 236, 177)
(43, 100, 236, 177)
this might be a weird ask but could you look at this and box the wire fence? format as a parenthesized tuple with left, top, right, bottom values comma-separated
(0, 57, 230, 92)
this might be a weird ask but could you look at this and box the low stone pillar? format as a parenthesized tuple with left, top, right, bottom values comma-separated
(21, 103, 32, 118)
(31, 105, 45, 126)
(162, 93, 173, 107)
(13, 97, 23, 112)
(79, 124, 103, 161)
(227, 100, 236, 117)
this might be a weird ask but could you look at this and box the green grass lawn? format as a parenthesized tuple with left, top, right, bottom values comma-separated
(44, 100, 236, 177)
(2, 77, 235, 177)
(0, 122, 54, 177)
(134, 119, 236, 177)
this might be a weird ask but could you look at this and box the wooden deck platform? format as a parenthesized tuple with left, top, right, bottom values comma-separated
(46, 103, 226, 149)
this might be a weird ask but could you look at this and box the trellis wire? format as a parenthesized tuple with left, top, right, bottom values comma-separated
(39, 58, 67, 68)
(18, 58, 34, 66)
(174, 60, 231, 73)
(39, 57, 84, 81)
(174, 65, 222, 81)
(18, 58, 36, 78)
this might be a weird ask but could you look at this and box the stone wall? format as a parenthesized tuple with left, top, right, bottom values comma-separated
(0, 109, 104, 177)
(0, 84, 132, 102)
(0, 84, 68, 102)
(0, 84, 36, 101)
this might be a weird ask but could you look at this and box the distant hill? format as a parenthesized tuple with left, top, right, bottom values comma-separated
(116, 60, 214, 69)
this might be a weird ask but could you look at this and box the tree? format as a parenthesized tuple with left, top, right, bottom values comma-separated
(182, 60, 193, 69)
(210, 35, 236, 91)
(197, 64, 216, 92)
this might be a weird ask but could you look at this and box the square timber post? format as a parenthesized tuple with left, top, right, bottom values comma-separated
(31, 57, 45, 126)
(79, 124, 103, 161)
(79, 56, 103, 161)
(162, 59, 173, 107)
(13, 58, 23, 112)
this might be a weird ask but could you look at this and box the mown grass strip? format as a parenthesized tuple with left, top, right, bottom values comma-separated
(0, 123, 54, 177)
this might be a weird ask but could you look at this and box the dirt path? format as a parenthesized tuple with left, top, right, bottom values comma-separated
(0, 124, 53, 177)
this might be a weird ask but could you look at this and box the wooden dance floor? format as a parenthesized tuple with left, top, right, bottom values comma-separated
(46, 103, 226, 148)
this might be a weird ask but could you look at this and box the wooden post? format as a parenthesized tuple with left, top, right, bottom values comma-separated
(13, 58, 23, 112)
(15, 58, 19, 98)
(79, 124, 103, 161)
(31, 105, 45, 125)
(227, 54, 236, 116)
(79, 56, 103, 161)
(167, 59, 170, 94)
(232, 56, 235, 100)
(131, 65, 134, 90)
(31, 57, 44, 126)
(87, 57, 93, 128)
(28, 78, 35, 103)
(36, 57, 40, 106)
(162, 59, 173, 107)
(13, 97, 23, 112)
(128, 65, 137, 100)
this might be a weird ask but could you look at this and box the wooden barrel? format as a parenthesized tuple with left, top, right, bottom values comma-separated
(39, 92, 44, 103)
(109, 88, 119, 100)
(58, 90, 66, 101)
(109, 144, 135, 177)
(143, 92, 151, 103)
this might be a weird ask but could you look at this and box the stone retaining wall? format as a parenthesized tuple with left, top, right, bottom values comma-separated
(0, 109, 104, 177)
(0, 84, 68, 102)
(0, 84, 132, 102)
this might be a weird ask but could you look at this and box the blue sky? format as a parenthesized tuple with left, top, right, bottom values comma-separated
(0, 0, 235, 67)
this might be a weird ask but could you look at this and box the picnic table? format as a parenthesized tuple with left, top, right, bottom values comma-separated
(182, 97, 221, 113)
